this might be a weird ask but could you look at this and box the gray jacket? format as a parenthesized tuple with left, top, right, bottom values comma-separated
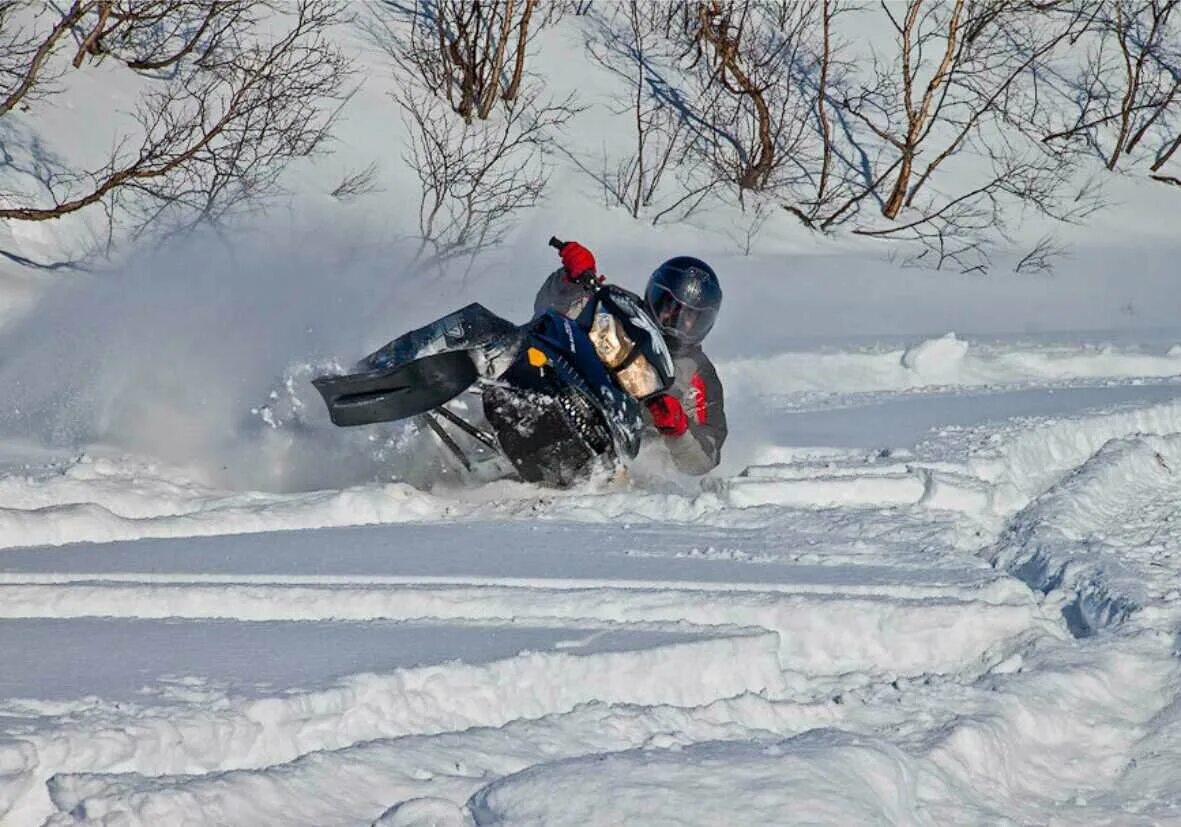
(533, 269, 727, 475)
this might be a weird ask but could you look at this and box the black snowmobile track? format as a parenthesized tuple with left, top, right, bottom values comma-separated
(483, 385, 610, 488)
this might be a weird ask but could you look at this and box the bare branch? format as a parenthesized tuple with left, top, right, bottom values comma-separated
(330, 161, 382, 201)
(1044, 1, 1181, 179)
(1014, 234, 1067, 274)
(1, 1, 95, 117)
(0, 0, 353, 244)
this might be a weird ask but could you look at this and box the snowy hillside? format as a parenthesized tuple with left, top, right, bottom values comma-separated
(3, 2, 1181, 825)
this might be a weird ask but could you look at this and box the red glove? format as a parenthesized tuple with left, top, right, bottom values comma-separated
(647, 395, 689, 437)
(559, 241, 597, 283)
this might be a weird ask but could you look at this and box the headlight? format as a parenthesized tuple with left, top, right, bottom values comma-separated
(614, 356, 663, 399)
(589, 310, 663, 400)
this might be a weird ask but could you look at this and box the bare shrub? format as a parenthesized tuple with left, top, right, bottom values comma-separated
(824, 1, 1101, 271)
(579, 1, 719, 224)
(838, 2, 1093, 215)
(372, 0, 541, 123)
(595, 1, 855, 235)
(371, 0, 578, 270)
(0, 1, 352, 247)
(666, 1, 822, 202)
(397, 87, 577, 272)
(1044, 1, 1181, 183)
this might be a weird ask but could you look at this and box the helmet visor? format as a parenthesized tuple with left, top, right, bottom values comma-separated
(649, 285, 718, 344)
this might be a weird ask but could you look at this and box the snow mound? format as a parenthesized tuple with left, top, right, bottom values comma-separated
(372, 798, 469, 827)
(968, 398, 1181, 514)
(901, 332, 970, 377)
(45, 695, 839, 827)
(923, 633, 1181, 820)
(0, 578, 1047, 680)
(467, 731, 925, 826)
(0, 476, 448, 549)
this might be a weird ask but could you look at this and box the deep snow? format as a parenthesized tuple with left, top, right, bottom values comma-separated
(5, 353, 1181, 824)
(2, 5, 1181, 826)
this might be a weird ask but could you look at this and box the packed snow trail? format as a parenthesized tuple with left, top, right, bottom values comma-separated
(3, 356, 1181, 824)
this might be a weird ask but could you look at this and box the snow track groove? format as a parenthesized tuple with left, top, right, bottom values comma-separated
(991, 433, 1181, 636)
(0, 579, 1049, 678)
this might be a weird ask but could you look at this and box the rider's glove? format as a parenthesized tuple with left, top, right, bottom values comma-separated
(647, 394, 689, 437)
(559, 241, 598, 284)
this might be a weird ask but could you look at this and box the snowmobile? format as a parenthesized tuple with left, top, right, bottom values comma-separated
(313, 238, 675, 487)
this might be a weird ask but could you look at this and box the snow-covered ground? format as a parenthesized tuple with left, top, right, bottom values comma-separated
(3, 337, 1181, 824)
(3, 6, 1181, 826)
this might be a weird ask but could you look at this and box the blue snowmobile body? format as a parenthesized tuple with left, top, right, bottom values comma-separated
(313, 280, 674, 488)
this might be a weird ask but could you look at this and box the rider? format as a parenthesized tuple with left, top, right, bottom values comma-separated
(534, 241, 727, 475)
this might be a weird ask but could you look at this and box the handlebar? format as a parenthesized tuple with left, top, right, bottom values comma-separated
(548, 236, 600, 289)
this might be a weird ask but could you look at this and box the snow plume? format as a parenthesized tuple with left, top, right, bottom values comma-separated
(0, 228, 454, 491)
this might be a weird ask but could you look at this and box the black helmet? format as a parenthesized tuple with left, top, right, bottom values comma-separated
(644, 256, 722, 347)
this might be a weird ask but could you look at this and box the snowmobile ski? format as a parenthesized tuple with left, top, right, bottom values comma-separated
(312, 349, 478, 427)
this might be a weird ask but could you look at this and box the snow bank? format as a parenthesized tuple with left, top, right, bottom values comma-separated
(0, 480, 448, 549)
(0, 624, 783, 824)
(923, 633, 1181, 822)
(723, 334, 1181, 399)
(969, 398, 1181, 514)
(47, 695, 839, 827)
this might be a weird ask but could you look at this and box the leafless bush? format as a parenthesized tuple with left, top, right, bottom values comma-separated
(815, 1, 1100, 271)
(1044, 1, 1181, 183)
(371, 0, 579, 271)
(666, 1, 822, 202)
(838, 2, 1093, 216)
(792, 0, 838, 224)
(580, 1, 719, 224)
(609, 1, 857, 234)
(330, 162, 382, 201)
(850, 151, 1096, 273)
(0, 0, 352, 246)
(397, 87, 577, 272)
(566, 1, 1104, 268)
(373, 0, 541, 123)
